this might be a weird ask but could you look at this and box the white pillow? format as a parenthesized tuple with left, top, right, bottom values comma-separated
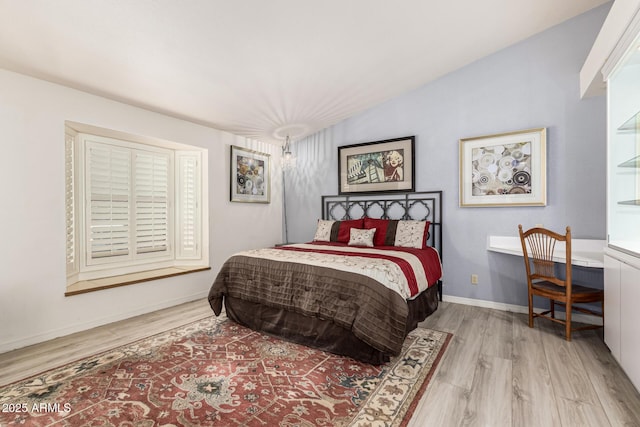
(394, 220, 427, 249)
(348, 228, 376, 247)
(313, 219, 335, 242)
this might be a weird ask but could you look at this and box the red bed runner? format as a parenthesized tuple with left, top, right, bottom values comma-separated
(276, 242, 442, 298)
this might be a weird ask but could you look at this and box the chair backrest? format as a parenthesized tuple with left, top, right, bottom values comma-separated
(518, 225, 572, 289)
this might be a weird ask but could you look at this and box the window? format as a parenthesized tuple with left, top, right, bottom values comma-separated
(65, 123, 208, 288)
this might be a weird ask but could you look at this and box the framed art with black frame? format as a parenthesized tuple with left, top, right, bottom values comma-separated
(338, 136, 415, 194)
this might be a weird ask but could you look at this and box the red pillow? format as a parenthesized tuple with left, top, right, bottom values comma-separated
(364, 217, 392, 246)
(335, 219, 364, 243)
(421, 221, 431, 248)
(364, 217, 431, 248)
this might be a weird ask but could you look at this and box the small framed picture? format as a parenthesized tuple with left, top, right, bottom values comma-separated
(459, 128, 546, 207)
(338, 136, 415, 194)
(230, 145, 270, 203)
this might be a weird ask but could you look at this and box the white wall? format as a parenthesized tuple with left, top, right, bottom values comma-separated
(285, 4, 609, 307)
(0, 69, 283, 352)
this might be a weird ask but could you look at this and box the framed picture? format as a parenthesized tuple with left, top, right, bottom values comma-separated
(459, 128, 546, 207)
(338, 136, 415, 194)
(230, 145, 270, 203)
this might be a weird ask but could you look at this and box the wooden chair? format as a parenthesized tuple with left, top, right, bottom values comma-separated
(518, 225, 604, 341)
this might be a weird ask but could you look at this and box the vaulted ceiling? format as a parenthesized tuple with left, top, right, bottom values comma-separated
(0, 0, 609, 144)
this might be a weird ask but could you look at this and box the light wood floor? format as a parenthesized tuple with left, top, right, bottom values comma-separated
(410, 301, 640, 427)
(2, 299, 640, 426)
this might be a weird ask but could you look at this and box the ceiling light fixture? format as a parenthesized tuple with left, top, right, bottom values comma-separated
(281, 135, 296, 170)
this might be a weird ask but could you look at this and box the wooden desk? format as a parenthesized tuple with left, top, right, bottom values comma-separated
(487, 235, 606, 268)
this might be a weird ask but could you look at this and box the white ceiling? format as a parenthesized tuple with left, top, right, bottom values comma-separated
(0, 0, 609, 144)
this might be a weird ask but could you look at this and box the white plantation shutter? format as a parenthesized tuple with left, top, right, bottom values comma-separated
(67, 126, 205, 283)
(87, 142, 131, 260)
(135, 151, 170, 254)
(176, 151, 201, 259)
(65, 130, 78, 275)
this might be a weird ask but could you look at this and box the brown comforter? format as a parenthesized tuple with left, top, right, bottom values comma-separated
(208, 253, 411, 355)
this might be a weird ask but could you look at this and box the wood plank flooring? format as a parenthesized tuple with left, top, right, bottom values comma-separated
(411, 301, 640, 427)
(0, 299, 213, 386)
(2, 299, 640, 426)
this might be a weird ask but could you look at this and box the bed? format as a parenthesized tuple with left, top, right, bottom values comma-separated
(208, 191, 443, 364)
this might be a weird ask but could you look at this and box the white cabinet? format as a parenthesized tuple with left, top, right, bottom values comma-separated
(604, 249, 640, 392)
(596, 7, 640, 394)
(606, 33, 640, 258)
(604, 254, 621, 361)
(620, 260, 640, 390)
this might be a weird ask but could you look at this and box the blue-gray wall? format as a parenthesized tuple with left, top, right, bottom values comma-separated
(284, 4, 609, 306)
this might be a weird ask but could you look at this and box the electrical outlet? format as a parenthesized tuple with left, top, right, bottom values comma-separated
(471, 274, 478, 285)
(535, 223, 544, 228)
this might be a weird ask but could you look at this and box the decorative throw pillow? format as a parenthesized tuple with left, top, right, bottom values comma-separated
(335, 219, 365, 243)
(348, 228, 376, 247)
(313, 219, 335, 242)
(313, 218, 364, 243)
(364, 217, 431, 248)
(394, 220, 428, 249)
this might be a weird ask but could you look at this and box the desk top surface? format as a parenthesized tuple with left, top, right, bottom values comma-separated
(487, 235, 605, 268)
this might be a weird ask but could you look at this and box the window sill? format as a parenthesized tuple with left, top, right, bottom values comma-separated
(65, 266, 211, 296)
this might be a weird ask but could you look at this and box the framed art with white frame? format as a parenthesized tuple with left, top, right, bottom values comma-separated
(230, 145, 270, 203)
(459, 128, 547, 207)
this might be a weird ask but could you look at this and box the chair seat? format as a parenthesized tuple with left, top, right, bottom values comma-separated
(532, 280, 604, 303)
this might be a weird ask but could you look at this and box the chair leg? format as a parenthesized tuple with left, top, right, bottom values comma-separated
(565, 302, 572, 341)
(528, 292, 534, 328)
(550, 299, 555, 319)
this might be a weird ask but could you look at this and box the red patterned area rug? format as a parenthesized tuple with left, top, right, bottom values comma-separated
(0, 316, 451, 426)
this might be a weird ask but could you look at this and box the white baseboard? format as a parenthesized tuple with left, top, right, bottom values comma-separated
(442, 295, 603, 326)
(0, 291, 209, 354)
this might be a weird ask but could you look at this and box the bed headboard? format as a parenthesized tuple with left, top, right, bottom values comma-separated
(321, 191, 443, 260)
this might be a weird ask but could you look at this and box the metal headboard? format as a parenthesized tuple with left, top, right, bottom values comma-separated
(321, 190, 443, 261)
